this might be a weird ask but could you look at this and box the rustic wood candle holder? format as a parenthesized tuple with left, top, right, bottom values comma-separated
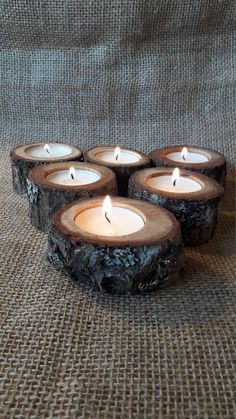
(27, 162, 117, 233)
(149, 146, 226, 186)
(10, 142, 82, 197)
(48, 197, 184, 294)
(128, 168, 224, 246)
(84, 146, 150, 196)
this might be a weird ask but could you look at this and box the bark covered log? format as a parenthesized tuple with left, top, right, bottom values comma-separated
(47, 197, 184, 294)
(10, 143, 82, 197)
(128, 168, 224, 246)
(11, 157, 42, 197)
(149, 146, 226, 186)
(27, 162, 117, 233)
(84, 146, 150, 196)
(48, 226, 183, 294)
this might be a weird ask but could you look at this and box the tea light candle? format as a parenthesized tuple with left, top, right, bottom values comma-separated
(128, 167, 224, 246)
(95, 147, 141, 164)
(84, 146, 150, 196)
(75, 195, 144, 236)
(46, 167, 101, 186)
(10, 142, 82, 196)
(48, 196, 184, 294)
(25, 143, 73, 158)
(166, 147, 209, 163)
(27, 162, 117, 232)
(149, 146, 226, 186)
(149, 168, 202, 193)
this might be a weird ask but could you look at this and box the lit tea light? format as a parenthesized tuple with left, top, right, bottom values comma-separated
(84, 146, 150, 196)
(150, 145, 212, 166)
(75, 195, 145, 237)
(146, 167, 202, 193)
(149, 146, 226, 187)
(168, 146, 208, 163)
(94, 147, 141, 164)
(10, 142, 83, 196)
(128, 167, 224, 246)
(46, 166, 101, 186)
(27, 162, 117, 232)
(26, 143, 75, 158)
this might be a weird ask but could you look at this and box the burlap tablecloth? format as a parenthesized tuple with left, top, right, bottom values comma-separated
(0, 1, 235, 417)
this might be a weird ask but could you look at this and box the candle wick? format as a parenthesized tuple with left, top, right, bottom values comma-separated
(46, 148, 49, 154)
(105, 212, 111, 223)
(173, 179, 177, 187)
(71, 173, 74, 180)
(115, 154, 119, 161)
(182, 155, 185, 161)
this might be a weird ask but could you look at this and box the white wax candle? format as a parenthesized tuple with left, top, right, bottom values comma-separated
(46, 169, 101, 186)
(166, 151, 208, 163)
(147, 175, 202, 193)
(26, 143, 72, 158)
(75, 206, 144, 236)
(96, 149, 140, 164)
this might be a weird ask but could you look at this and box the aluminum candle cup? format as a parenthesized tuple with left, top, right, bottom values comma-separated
(27, 162, 117, 232)
(128, 168, 224, 246)
(47, 196, 184, 294)
(149, 146, 226, 186)
(84, 146, 150, 196)
(10, 142, 83, 197)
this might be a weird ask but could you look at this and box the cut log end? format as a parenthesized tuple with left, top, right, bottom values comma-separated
(84, 146, 150, 196)
(10, 143, 82, 196)
(27, 162, 117, 232)
(128, 170, 224, 246)
(149, 146, 226, 186)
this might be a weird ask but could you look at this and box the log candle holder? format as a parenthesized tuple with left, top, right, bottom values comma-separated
(10, 142, 82, 197)
(128, 168, 224, 246)
(149, 146, 226, 186)
(84, 146, 150, 196)
(47, 196, 184, 294)
(27, 162, 117, 232)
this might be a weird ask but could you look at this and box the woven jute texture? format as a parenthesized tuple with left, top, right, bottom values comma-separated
(0, 1, 236, 165)
(0, 0, 236, 417)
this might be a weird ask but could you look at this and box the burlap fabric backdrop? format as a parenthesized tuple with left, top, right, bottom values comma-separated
(0, 1, 235, 418)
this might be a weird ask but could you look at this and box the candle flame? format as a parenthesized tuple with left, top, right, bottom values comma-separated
(181, 147, 188, 161)
(70, 167, 75, 180)
(102, 195, 112, 223)
(114, 146, 121, 161)
(44, 143, 50, 154)
(172, 168, 180, 187)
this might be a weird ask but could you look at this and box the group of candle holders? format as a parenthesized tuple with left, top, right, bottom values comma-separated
(10, 142, 226, 294)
